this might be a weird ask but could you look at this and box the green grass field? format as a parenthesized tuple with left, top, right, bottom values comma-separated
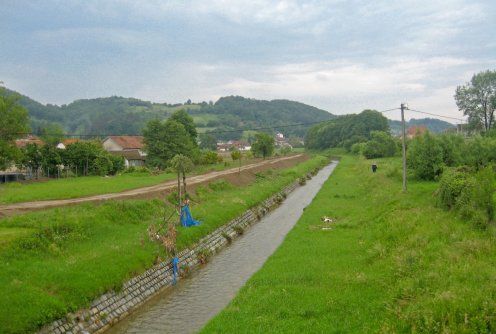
(0, 171, 176, 204)
(0, 155, 328, 334)
(201, 155, 496, 333)
(0, 156, 273, 204)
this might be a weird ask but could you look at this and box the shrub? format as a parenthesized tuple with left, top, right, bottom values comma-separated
(197, 248, 211, 264)
(438, 166, 495, 228)
(208, 179, 232, 191)
(437, 167, 472, 209)
(362, 131, 397, 159)
(350, 142, 365, 155)
(200, 151, 222, 165)
(407, 132, 444, 180)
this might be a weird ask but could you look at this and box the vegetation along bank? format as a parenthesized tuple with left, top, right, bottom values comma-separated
(201, 154, 496, 333)
(0, 154, 328, 334)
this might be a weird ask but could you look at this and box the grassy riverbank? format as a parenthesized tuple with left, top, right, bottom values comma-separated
(0, 155, 328, 334)
(201, 155, 496, 333)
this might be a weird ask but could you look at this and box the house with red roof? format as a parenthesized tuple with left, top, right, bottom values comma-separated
(56, 139, 82, 149)
(406, 126, 427, 139)
(15, 135, 44, 148)
(102, 136, 147, 167)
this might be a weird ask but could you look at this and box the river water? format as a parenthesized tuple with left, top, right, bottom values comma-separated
(106, 161, 338, 334)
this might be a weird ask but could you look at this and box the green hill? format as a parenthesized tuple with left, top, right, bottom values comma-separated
(195, 96, 335, 140)
(6, 89, 334, 140)
(4, 88, 200, 136)
(5, 88, 455, 141)
(389, 118, 455, 135)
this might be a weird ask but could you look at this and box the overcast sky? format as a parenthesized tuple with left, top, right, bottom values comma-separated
(1, 0, 495, 121)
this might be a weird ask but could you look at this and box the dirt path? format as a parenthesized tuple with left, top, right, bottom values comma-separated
(0, 154, 308, 216)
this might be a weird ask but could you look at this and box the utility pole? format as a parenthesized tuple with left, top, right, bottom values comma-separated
(401, 103, 408, 192)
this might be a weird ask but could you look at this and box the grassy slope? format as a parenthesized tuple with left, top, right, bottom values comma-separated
(201, 155, 496, 333)
(0, 156, 268, 204)
(0, 155, 328, 334)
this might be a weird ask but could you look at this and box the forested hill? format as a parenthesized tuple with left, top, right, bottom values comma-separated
(196, 96, 334, 139)
(5, 88, 195, 136)
(389, 118, 455, 134)
(6, 89, 334, 140)
(5, 88, 454, 140)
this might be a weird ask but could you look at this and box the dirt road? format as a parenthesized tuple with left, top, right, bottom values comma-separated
(0, 154, 308, 216)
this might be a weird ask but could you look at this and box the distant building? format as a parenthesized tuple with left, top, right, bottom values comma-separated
(274, 132, 292, 148)
(56, 139, 81, 149)
(15, 135, 44, 148)
(406, 126, 427, 139)
(102, 136, 147, 167)
(217, 140, 251, 152)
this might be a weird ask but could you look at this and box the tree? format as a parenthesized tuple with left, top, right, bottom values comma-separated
(305, 110, 388, 150)
(455, 70, 496, 132)
(61, 141, 123, 176)
(251, 133, 275, 159)
(39, 122, 65, 147)
(362, 131, 397, 159)
(169, 109, 198, 144)
(21, 143, 43, 177)
(199, 133, 217, 151)
(40, 144, 62, 177)
(231, 149, 242, 174)
(407, 132, 444, 180)
(143, 119, 196, 169)
(0, 90, 29, 169)
(170, 154, 194, 220)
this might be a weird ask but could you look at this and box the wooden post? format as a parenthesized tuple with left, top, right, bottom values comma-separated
(182, 171, 187, 196)
(177, 172, 181, 225)
(401, 103, 407, 192)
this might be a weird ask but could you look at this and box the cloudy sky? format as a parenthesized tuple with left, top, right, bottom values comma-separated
(1, 0, 495, 121)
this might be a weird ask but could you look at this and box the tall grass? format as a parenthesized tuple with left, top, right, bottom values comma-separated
(201, 155, 496, 333)
(0, 155, 328, 334)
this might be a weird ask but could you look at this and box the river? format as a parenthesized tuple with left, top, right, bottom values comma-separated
(106, 161, 338, 334)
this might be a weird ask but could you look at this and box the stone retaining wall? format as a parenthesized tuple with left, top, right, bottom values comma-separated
(38, 177, 306, 334)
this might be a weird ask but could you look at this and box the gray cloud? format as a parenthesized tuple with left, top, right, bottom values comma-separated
(1, 0, 495, 122)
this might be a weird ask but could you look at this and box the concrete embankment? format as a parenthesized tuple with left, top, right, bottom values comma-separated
(38, 162, 338, 334)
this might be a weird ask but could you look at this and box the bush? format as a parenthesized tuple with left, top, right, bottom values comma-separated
(437, 167, 472, 209)
(350, 142, 365, 155)
(208, 179, 232, 191)
(437, 166, 495, 228)
(407, 132, 444, 180)
(362, 131, 397, 159)
(200, 151, 222, 165)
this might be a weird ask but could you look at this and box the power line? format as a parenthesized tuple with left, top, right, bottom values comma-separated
(15, 106, 458, 138)
(378, 107, 400, 113)
(407, 108, 465, 122)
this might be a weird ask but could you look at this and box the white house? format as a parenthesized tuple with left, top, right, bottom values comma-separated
(102, 136, 147, 167)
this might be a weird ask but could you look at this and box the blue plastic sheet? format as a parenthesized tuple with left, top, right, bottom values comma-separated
(180, 204, 202, 227)
(172, 256, 179, 285)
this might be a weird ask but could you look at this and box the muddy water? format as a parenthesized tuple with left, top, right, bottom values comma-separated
(106, 161, 338, 334)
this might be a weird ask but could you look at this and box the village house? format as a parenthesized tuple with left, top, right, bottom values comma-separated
(14, 134, 44, 149)
(216, 140, 251, 152)
(406, 126, 428, 139)
(56, 139, 81, 149)
(102, 136, 147, 167)
(274, 132, 292, 148)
